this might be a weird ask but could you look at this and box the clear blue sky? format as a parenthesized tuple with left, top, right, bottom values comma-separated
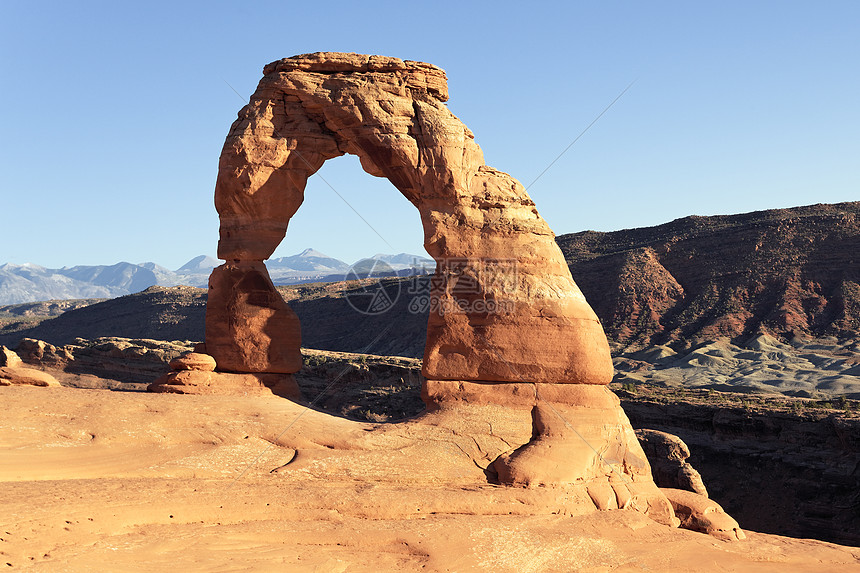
(2, 1, 858, 269)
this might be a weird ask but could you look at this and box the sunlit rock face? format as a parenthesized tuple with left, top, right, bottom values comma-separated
(198, 53, 676, 517)
(209, 52, 612, 385)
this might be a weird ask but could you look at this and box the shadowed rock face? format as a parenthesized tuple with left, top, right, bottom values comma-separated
(559, 202, 860, 349)
(208, 52, 612, 385)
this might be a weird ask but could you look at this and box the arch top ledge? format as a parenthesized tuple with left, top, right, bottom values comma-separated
(261, 52, 449, 101)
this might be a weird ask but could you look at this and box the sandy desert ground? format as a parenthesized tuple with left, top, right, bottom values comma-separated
(2, 383, 859, 572)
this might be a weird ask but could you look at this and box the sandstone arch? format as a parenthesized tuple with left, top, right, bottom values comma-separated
(208, 52, 612, 385)
(195, 53, 672, 514)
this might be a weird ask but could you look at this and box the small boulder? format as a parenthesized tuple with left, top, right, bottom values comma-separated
(636, 428, 708, 497)
(661, 487, 746, 542)
(169, 352, 217, 372)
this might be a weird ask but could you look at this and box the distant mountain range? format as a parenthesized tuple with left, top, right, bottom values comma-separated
(0, 249, 435, 305)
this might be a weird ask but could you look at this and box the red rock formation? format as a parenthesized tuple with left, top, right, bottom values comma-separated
(0, 366, 60, 387)
(662, 488, 746, 541)
(635, 429, 708, 497)
(169, 352, 216, 372)
(0, 347, 60, 387)
(205, 262, 301, 374)
(1, 345, 23, 368)
(560, 202, 860, 349)
(149, 349, 300, 398)
(201, 53, 670, 518)
(210, 52, 611, 385)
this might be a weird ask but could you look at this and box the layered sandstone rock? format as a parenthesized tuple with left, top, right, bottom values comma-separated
(210, 52, 612, 385)
(0, 366, 60, 387)
(636, 428, 708, 497)
(0, 345, 60, 387)
(662, 488, 746, 541)
(559, 202, 860, 349)
(205, 262, 301, 374)
(1, 345, 23, 368)
(17, 337, 190, 385)
(149, 350, 300, 398)
(169, 352, 216, 372)
(203, 52, 669, 518)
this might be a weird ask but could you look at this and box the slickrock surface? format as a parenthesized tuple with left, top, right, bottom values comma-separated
(2, 385, 859, 571)
(10, 339, 860, 545)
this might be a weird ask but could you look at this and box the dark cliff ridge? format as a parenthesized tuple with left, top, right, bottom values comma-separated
(558, 201, 860, 350)
(619, 389, 860, 546)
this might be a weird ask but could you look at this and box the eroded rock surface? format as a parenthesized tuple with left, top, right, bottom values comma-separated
(0, 367, 59, 387)
(202, 52, 667, 518)
(661, 488, 746, 541)
(0, 346, 58, 387)
(205, 262, 301, 374)
(210, 52, 611, 384)
(636, 428, 708, 496)
(0, 345, 23, 368)
(150, 348, 299, 398)
(559, 202, 860, 349)
(17, 337, 192, 385)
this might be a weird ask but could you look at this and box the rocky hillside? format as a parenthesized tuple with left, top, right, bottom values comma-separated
(0, 286, 207, 345)
(559, 201, 860, 349)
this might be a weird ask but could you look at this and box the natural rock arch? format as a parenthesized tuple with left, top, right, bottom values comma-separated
(189, 53, 673, 515)
(208, 52, 611, 385)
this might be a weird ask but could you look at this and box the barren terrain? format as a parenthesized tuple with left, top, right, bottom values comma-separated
(3, 384, 860, 571)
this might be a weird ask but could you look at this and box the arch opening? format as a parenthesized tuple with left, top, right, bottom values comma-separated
(269, 153, 427, 269)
